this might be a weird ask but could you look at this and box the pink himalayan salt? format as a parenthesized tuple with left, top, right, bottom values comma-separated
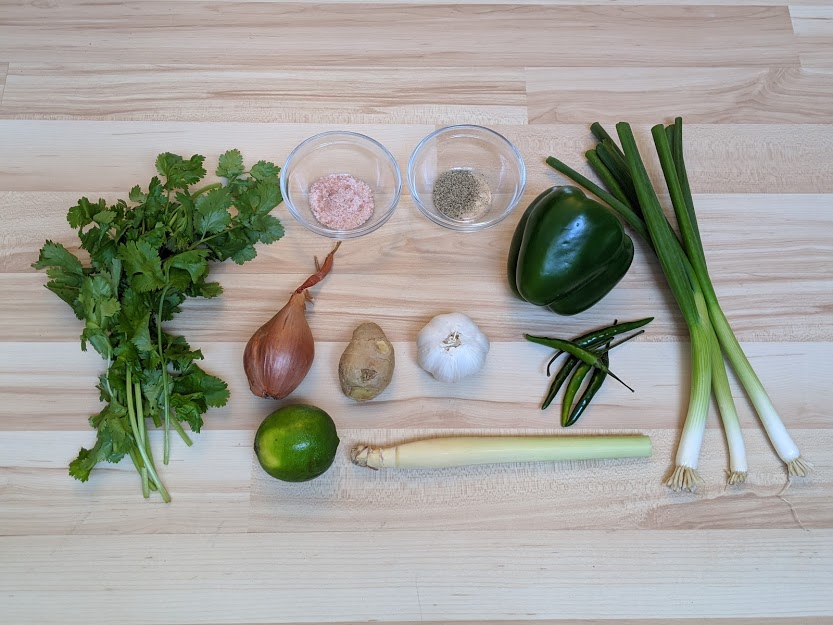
(308, 173, 375, 230)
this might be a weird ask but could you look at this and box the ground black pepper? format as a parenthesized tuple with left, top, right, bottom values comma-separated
(432, 169, 491, 220)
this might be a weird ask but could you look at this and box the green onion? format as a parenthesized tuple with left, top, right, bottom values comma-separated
(547, 117, 808, 487)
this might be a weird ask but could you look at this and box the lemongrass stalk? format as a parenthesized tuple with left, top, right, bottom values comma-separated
(708, 327, 748, 484)
(350, 435, 652, 470)
(652, 122, 808, 476)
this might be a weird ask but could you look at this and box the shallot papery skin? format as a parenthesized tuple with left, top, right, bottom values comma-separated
(243, 242, 340, 400)
(243, 292, 314, 399)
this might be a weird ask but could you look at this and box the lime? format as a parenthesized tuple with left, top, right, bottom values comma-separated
(254, 404, 340, 482)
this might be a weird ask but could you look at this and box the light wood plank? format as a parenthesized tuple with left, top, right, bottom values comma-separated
(791, 6, 833, 67)
(5, 191, 831, 283)
(1, 428, 831, 536)
(527, 67, 833, 123)
(2, 121, 833, 194)
(0, 430, 252, 536)
(0, 64, 527, 125)
(0, 4, 798, 67)
(2, 530, 831, 624)
(6, 227, 832, 342)
(2, 340, 830, 432)
(0, 62, 7, 104)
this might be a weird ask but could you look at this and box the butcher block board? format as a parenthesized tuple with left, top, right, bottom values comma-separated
(1, 2, 832, 624)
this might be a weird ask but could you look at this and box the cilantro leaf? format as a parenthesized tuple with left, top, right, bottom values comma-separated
(129, 185, 146, 203)
(191, 280, 223, 299)
(250, 160, 280, 181)
(79, 275, 120, 328)
(170, 393, 204, 432)
(67, 197, 108, 230)
(195, 187, 232, 235)
(216, 149, 244, 179)
(249, 213, 285, 244)
(166, 249, 210, 283)
(130, 312, 155, 354)
(176, 363, 229, 408)
(32, 241, 85, 316)
(156, 153, 206, 190)
(69, 407, 133, 482)
(119, 240, 166, 292)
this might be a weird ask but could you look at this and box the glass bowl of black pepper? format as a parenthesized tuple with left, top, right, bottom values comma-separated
(407, 125, 526, 231)
(280, 131, 402, 239)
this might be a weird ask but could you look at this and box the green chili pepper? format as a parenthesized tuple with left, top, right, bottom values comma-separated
(542, 355, 580, 410)
(538, 317, 653, 363)
(565, 346, 611, 427)
(561, 361, 593, 427)
(524, 334, 633, 392)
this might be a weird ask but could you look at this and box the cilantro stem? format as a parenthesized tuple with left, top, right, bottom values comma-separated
(157, 283, 172, 465)
(133, 379, 151, 498)
(191, 182, 222, 199)
(170, 416, 193, 447)
(126, 368, 171, 502)
(188, 224, 240, 251)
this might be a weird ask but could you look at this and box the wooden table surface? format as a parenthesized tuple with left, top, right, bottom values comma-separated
(1, 2, 833, 624)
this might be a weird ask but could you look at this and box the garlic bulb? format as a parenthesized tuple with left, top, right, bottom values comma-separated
(416, 313, 490, 383)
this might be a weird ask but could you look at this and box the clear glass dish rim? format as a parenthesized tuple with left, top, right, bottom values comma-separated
(280, 130, 403, 239)
(406, 124, 528, 232)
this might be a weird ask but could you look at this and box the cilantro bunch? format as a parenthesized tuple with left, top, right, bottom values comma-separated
(33, 150, 284, 501)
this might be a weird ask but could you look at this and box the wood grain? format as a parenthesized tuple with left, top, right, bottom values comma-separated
(2, 531, 832, 624)
(0, 64, 528, 125)
(791, 6, 833, 67)
(1, 1, 832, 623)
(0, 62, 7, 104)
(2, 121, 833, 193)
(1, 428, 832, 537)
(527, 67, 833, 124)
(3, 192, 831, 279)
(3, 340, 831, 432)
(0, 4, 798, 67)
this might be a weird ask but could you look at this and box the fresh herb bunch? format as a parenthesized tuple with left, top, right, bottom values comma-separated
(33, 150, 285, 501)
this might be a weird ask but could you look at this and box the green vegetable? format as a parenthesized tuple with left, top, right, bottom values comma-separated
(566, 349, 609, 427)
(561, 361, 592, 427)
(548, 118, 809, 488)
(544, 316, 653, 366)
(524, 333, 633, 391)
(529, 319, 650, 425)
(33, 150, 285, 501)
(542, 355, 579, 410)
(507, 185, 634, 315)
(351, 434, 652, 469)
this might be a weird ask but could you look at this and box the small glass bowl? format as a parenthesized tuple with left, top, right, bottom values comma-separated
(280, 131, 402, 239)
(407, 125, 527, 232)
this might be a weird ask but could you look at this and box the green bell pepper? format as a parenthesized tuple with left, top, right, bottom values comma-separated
(507, 186, 634, 315)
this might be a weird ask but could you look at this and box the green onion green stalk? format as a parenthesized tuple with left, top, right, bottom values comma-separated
(546, 118, 808, 489)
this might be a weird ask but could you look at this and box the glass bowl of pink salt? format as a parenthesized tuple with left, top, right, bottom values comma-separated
(280, 131, 402, 239)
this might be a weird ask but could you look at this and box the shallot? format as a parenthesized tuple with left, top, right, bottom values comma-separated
(244, 242, 340, 399)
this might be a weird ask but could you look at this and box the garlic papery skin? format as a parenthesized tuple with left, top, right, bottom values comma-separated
(416, 313, 490, 383)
